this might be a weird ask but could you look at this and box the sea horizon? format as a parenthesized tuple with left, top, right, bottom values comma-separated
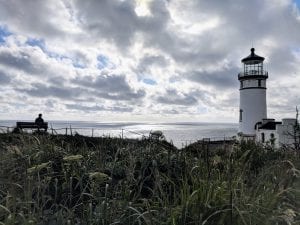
(0, 119, 237, 124)
(0, 120, 238, 148)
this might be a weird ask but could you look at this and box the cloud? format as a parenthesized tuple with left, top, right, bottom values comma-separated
(0, 70, 10, 83)
(187, 67, 239, 89)
(0, 50, 45, 75)
(136, 54, 168, 73)
(156, 89, 198, 106)
(0, 0, 75, 38)
(267, 47, 298, 76)
(73, 74, 146, 101)
(94, 90, 145, 101)
(66, 103, 133, 113)
(73, 0, 140, 48)
(0, 45, 70, 80)
(17, 83, 82, 100)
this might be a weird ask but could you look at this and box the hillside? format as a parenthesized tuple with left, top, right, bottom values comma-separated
(0, 133, 299, 225)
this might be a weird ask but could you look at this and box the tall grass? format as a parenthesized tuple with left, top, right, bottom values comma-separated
(0, 133, 299, 224)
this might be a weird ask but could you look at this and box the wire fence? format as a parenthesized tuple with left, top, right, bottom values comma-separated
(0, 125, 236, 148)
(0, 126, 130, 138)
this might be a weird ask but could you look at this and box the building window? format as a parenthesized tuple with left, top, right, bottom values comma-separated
(261, 133, 265, 143)
(258, 80, 261, 87)
(270, 133, 275, 145)
(239, 109, 243, 122)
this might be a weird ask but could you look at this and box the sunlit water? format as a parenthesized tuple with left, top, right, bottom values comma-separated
(0, 120, 238, 148)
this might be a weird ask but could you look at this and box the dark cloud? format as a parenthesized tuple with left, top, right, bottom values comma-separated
(16, 74, 146, 102)
(73, 0, 139, 48)
(73, 75, 127, 92)
(48, 76, 67, 86)
(73, 74, 146, 101)
(136, 54, 168, 73)
(73, 0, 172, 51)
(0, 70, 11, 84)
(267, 47, 298, 77)
(187, 67, 239, 89)
(94, 75, 131, 93)
(0, 50, 44, 75)
(17, 83, 83, 100)
(156, 89, 198, 106)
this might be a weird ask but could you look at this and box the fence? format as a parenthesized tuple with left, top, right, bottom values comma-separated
(0, 125, 142, 137)
(0, 125, 236, 148)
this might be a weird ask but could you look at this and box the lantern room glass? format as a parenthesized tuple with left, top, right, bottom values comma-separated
(244, 62, 263, 75)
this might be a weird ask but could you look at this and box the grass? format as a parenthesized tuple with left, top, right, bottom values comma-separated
(0, 132, 299, 224)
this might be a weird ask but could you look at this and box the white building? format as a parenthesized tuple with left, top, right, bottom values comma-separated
(238, 48, 299, 148)
(255, 118, 298, 148)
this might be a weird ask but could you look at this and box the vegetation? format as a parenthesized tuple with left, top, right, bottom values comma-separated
(0, 133, 299, 224)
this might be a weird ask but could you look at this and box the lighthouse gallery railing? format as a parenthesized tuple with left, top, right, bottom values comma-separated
(238, 70, 268, 79)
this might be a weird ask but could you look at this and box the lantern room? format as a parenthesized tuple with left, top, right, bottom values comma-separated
(239, 48, 268, 79)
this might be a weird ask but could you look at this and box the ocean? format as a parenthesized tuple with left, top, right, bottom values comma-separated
(0, 120, 238, 148)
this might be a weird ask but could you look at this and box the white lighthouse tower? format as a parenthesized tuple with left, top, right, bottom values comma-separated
(238, 48, 268, 137)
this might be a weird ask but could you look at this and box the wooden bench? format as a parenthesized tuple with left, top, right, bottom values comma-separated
(16, 122, 48, 132)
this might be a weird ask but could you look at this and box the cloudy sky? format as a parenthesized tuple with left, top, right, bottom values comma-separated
(0, 0, 299, 122)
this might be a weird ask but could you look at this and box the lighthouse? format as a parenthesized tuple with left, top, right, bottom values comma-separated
(238, 48, 268, 137)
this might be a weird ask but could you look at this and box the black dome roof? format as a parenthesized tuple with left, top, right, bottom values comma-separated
(241, 48, 265, 64)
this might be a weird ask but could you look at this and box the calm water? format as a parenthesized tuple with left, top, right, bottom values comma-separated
(0, 120, 238, 148)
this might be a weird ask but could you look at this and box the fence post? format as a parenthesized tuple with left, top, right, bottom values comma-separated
(70, 125, 73, 136)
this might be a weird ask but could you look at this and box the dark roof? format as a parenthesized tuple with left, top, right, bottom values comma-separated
(242, 48, 265, 64)
(256, 121, 282, 130)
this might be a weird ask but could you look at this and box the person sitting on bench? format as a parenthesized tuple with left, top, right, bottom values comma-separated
(35, 114, 45, 131)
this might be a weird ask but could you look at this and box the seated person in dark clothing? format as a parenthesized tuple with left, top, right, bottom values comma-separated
(35, 114, 46, 131)
(35, 113, 44, 124)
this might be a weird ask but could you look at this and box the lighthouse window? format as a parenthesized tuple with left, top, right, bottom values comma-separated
(244, 62, 263, 75)
(258, 80, 261, 87)
(240, 81, 243, 89)
(239, 109, 243, 122)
